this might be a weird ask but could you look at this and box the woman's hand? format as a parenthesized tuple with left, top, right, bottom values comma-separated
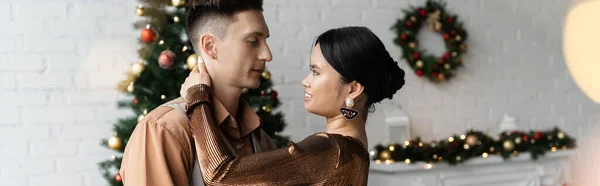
(180, 61, 211, 99)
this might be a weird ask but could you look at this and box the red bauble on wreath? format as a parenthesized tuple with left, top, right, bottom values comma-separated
(392, 0, 468, 82)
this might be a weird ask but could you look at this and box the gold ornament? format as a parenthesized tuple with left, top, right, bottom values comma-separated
(433, 22, 442, 32)
(455, 35, 462, 41)
(161, 95, 166, 100)
(503, 140, 515, 151)
(379, 150, 391, 160)
(261, 70, 271, 80)
(463, 144, 470, 150)
(262, 105, 272, 113)
(416, 60, 423, 68)
(186, 54, 198, 69)
(426, 10, 441, 31)
(131, 62, 144, 77)
(409, 42, 417, 49)
(444, 63, 451, 69)
(466, 135, 478, 146)
(460, 44, 467, 52)
(127, 82, 135, 93)
(171, 0, 186, 7)
(515, 137, 522, 144)
(452, 52, 458, 57)
(182, 46, 189, 52)
(136, 5, 144, 16)
(512, 151, 519, 156)
(557, 132, 565, 139)
(410, 16, 417, 22)
(108, 135, 124, 150)
(489, 147, 495, 152)
(117, 72, 137, 92)
(241, 88, 249, 94)
(158, 40, 165, 45)
(173, 16, 180, 23)
(438, 74, 445, 80)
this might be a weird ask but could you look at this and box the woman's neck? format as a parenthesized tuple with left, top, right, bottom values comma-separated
(325, 114, 368, 149)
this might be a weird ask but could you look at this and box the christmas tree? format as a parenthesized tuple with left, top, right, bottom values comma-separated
(98, 0, 289, 185)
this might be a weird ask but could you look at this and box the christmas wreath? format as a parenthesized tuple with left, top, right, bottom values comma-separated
(392, 0, 468, 82)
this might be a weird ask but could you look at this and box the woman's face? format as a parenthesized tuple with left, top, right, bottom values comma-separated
(302, 44, 349, 118)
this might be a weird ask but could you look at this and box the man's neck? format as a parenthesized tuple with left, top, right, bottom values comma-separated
(211, 80, 242, 119)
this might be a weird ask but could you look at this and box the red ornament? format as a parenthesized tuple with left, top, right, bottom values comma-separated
(406, 21, 413, 28)
(534, 132, 543, 140)
(416, 70, 423, 76)
(401, 34, 408, 40)
(443, 52, 451, 59)
(158, 50, 176, 69)
(443, 34, 450, 40)
(432, 72, 439, 78)
(271, 90, 278, 99)
(141, 28, 157, 43)
(451, 30, 457, 35)
(452, 141, 459, 148)
(523, 135, 530, 141)
(418, 9, 427, 16)
(448, 17, 455, 24)
(438, 58, 445, 64)
(115, 173, 122, 182)
(133, 97, 139, 104)
(412, 52, 420, 59)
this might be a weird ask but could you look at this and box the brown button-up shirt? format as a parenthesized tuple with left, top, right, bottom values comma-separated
(119, 95, 276, 186)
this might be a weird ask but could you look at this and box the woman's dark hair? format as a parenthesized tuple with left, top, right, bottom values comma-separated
(314, 26, 405, 109)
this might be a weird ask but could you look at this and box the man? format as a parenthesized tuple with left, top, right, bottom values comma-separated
(119, 0, 275, 185)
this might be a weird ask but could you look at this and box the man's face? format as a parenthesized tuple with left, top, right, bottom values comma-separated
(211, 10, 272, 89)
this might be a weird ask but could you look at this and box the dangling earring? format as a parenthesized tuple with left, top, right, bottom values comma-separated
(341, 97, 359, 120)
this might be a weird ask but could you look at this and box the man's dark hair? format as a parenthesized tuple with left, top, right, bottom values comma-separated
(186, 0, 263, 50)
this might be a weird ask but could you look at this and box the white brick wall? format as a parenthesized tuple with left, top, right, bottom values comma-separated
(1, 0, 599, 185)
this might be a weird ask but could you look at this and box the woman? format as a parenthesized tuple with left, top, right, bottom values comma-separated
(182, 26, 405, 185)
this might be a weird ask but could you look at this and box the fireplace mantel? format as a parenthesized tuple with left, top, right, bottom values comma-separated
(368, 150, 574, 186)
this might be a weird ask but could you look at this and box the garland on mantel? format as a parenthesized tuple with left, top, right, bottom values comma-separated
(372, 127, 576, 166)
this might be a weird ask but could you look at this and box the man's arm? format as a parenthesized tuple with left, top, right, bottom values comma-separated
(120, 114, 193, 186)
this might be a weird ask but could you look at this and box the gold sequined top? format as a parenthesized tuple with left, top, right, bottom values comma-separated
(185, 84, 371, 186)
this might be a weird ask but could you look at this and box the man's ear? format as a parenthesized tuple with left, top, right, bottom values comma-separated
(200, 34, 217, 59)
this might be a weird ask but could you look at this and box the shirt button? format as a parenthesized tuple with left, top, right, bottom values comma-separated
(236, 144, 244, 149)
